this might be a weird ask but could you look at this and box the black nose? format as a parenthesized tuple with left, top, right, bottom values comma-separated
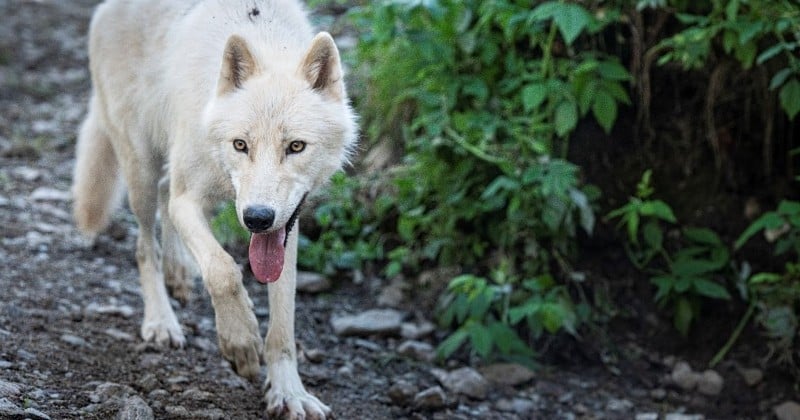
(243, 206, 275, 232)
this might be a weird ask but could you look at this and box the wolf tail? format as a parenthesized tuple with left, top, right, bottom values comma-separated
(72, 95, 124, 240)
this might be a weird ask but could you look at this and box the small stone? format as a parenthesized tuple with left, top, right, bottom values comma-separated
(650, 388, 667, 400)
(90, 382, 135, 404)
(377, 277, 408, 307)
(304, 348, 325, 363)
(738, 367, 763, 387)
(665, 414, 704, 420)
(496, 398, 535, 414)
(164, 405, 190, 417)
(24, 407, 51, 419)
(60, 333, 89, 347)
(296, 271, 331, 293)
(696, 369, 724, 396)
(117, 395, 153, 420)
(136, 374, 160, 393)
(413, 386, 447, 410)
(431, 367, 489, 400)
(85, 302, 135, 318)
(0, 379, 22, 398)
(396, 340, 435, 362)
(671, 361, 698, 391)
(29, 187, 71, 202)
(387, 380, 418, 405)
(0, 397, 24, 417)
(607, 398, 634, 411)
(12, 166, 42, 182)
(330, 309, 404, 337)
(191, 408, 226, 419)
(400, 321, 436, 340)
(104, 328, 135, 342)
(181, 388, 214, 401)
(636, 413, 659, 420)
(479, 363, 535, 386)
(774, 401, 800, 420)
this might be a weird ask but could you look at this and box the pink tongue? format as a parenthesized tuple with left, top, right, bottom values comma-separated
(248, 227, 286, 283)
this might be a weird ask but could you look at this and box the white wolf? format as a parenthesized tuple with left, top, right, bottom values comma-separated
(71, 0, 357, 417)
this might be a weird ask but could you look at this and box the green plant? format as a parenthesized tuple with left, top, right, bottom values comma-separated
(608, 170, 732, 335)
(211, 202, 250, 248)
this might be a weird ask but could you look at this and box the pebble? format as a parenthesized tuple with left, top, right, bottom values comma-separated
(400, 321, 436, 340)
(136, 374, 160, 393)
(671, 361, 698, 391)
(104, 328, 135, 342)
(0, 379, 22, 398)
(479, 363, 535, 386)
(431, 367, 489, 400)
(60, 333, 89, 347)
(396, 340, 435, 362)
(413, 386, 447, 410)
(181, 388, 214, 401)
(495, 397, 536, 415)
(0, 397, 24, 417)
(296, 271, 332, 293)
(24, 407, 51, 419)
(774, 401, 800, 420)
(29, 187, 71, 202)
(387, 379, 418, 405)
(696, 369, 724, 396)
(739, 367, 763, 386)
(89, 382, 134, 403)
(191, 408, 226, 419)
(665, 414, 705, 420)
(12, 166, 42, 181)
(606, 398, 634, 411)
(330, 309, 404, 337)
(117, 395, 154, 420)
(164, 405, 190, 417)
(636, 414, 659, 420)
(85, 302, 135, 318)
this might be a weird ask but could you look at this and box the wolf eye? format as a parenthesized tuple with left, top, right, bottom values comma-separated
(287, 140, 306, 154)
(233, 139, 248, 153)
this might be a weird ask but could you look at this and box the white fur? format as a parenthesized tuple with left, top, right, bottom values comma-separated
(72, 1, 357, 418)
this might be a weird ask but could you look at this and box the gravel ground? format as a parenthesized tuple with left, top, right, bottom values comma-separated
(0, 1, 797, 419)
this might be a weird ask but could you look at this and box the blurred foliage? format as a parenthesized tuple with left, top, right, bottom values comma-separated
(209, 0, 800, 366)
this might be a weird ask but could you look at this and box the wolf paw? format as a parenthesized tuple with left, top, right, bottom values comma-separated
(141, 315, 185, 348)
(265, 387, 331, 420)
(215, 293, 263, 381)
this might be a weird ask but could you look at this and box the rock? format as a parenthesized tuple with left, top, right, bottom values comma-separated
(104, 328, 135, 342)
(0, 379, 22, 398)
(164, 405, 190, 417)
(738, 367, 763, 387)
(671, 361, 698, 391)
(479, 363, 535, 386)
(387, 380, 418, 405)
(85, 302, 135, 318)
(650, 388, 667, 400)
(117, 395, 153, 420)
(636, 413, 659, 420)
(60, 333, 89, 347)
(29, 187, 71, 202)
(89, 382, 135, 404)
(396, 340, 435, 362)
(774, 401, 800, 420)
(413, 386, 447, 410)
(431, 367, 489, 400)
(696, 369, 724, 396)
(495, 398, 535, 415)
(24, 407, 51, 419)
(12, 166, 42, 181)
(665, 414, 704, 420)
(377, 277, 408, 307)
(136, 374, 160, 393)
(191, 408, 226, 419)
(400, 321, 436, 340)
(181, 388, 214, 401)
(607, 398, 634, 411)
(330, 309, 404, 337)
(303, 348, 325, 363)
(296, 271, 331, 293)
(0, 398, 25, 417)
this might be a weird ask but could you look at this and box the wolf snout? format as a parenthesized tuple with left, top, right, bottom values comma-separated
(243, 205, 275, 232)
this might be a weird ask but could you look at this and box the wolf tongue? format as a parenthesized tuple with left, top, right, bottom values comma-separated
(248, 227, 286, 284)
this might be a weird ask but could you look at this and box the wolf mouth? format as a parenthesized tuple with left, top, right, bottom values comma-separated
(248, 192, 308, 284)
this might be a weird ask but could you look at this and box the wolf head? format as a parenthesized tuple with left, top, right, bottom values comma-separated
(203, 33, 357, 283)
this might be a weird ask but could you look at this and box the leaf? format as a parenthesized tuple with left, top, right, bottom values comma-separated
(437, 329, 468, 360)
(596, 60, 631, 81)
(592, 90, 617, 133)
(769, 69, 793, 91)
(674, 297, 693, 336)
(553, 4, 592, 45)
(642, 220, 663, 250)
(672, 258, 722, 277)
(779, 78, 800, 119)
(735, 212, 786, 249)
(522, 83, 548, 112)
(468, 322, 493, 357)
(777, 200, 800, 216)
(639, 200, 677, 223)
(569, 188, 595, 233)
(488, 321, 535, 357)
(651, 275, 674, 303)
(693, 279, 732, 300)
(748, 272, 782, 284)
(683, 227, 722, 246)
(756, 43, 787, 65)
(554, 100, 578, 137)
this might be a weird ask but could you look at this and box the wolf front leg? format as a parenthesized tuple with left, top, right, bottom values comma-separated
(264, 225, 331, 419)
(169, 192, 263, 381)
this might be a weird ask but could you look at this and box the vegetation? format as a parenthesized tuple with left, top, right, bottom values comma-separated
(213, 0, 799, 371)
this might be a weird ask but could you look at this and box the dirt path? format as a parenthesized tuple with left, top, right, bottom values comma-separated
(0, 1, 796, 419)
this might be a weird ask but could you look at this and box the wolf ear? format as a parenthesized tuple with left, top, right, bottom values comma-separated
(299, 32, 344, 100)
(217, 35, 258, 96)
